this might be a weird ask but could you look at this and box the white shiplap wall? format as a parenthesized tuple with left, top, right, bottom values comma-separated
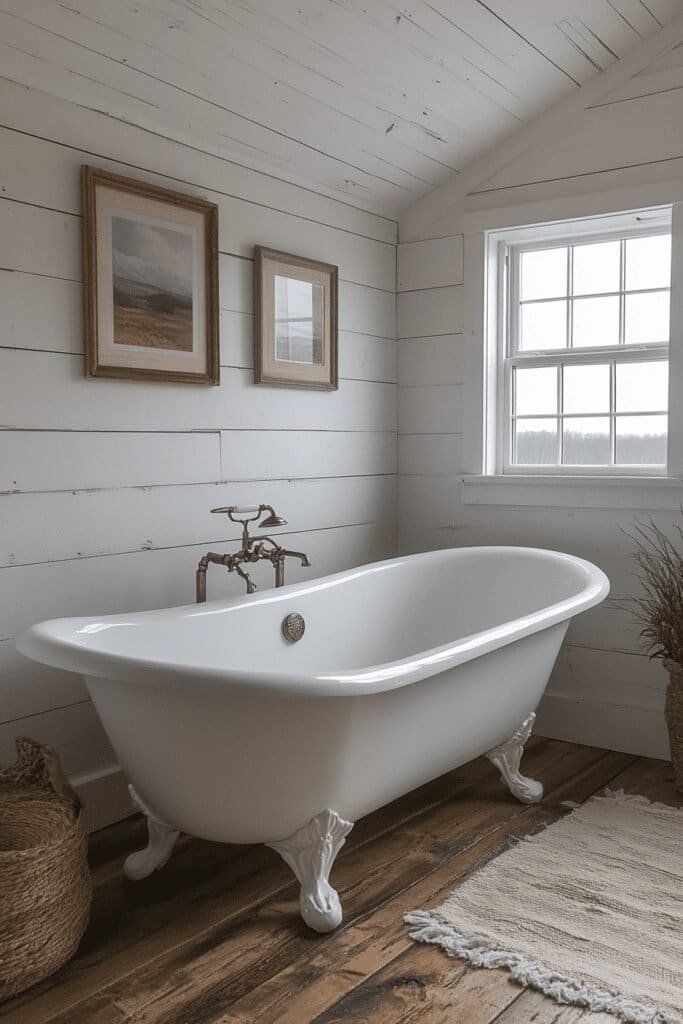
(398, 18, 683, 761)
(1, 1, 680, 217)
(0, 78, 398, 828)
(398, 235, 465, 491)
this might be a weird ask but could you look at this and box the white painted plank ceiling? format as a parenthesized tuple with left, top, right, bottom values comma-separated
(1, 0, 682, 216)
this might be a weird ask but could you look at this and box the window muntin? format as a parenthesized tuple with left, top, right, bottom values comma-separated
(504, 229, 671, 472)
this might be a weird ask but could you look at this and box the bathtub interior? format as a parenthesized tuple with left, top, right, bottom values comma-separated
(56, 547, 598, 677)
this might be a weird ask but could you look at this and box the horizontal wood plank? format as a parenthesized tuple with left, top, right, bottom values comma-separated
(397, 235, 464, 291)
(0, 79, 396, 243)
(566, 605, 642, 655)
(494, 990, 600, 1022)
(0, 521, 394, 640)
(0, 699, 115, 777)
(310, 951, 519, 1024)
(0, 351, 397, 433)
(399, 385, 462, 435)
(0, 129, 396, 290)
(472, 91, 683, 200)
(0, 639, 86, 724)
(220, 430, 396, 481)
(549, 645, 668, 710)
(0, 474, 397, 567)
(536, 692, 670, 760)
(0, 24, 411, 217)
(398, 285, 463, 339)
(399, 336, 464, 387)
(0, 270, 82, 354)
(0, 431, 221, 493)
(0, 210, 395, 340)
(0, 200, 81, 280)
(220, 319, 396, 383)
(0, 269, 395, 383)
(399, 434, 463, 476)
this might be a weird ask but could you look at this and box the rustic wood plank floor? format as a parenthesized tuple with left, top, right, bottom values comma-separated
(2, 739, 679, 1024)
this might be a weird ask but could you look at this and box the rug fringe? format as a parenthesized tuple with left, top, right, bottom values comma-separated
(601, 789, 680, 816)
(404, 911, 678, 1024)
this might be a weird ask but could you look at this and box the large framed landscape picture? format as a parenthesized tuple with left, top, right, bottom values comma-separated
(82, 166, 219, 384)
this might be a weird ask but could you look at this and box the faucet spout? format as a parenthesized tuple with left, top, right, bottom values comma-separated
(272, 549, 312, 588)
(280, 549, 312, 567)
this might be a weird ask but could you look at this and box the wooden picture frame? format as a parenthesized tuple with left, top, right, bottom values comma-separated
(254, 246, 338, 390)
(82, 165, 219, 384)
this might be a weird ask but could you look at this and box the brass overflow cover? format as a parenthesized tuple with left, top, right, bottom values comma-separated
(282, 612, 305, 643)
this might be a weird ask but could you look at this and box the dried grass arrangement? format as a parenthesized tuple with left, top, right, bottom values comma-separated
(624, 516, 683, 791)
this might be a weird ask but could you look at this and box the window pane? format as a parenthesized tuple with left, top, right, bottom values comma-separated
(616, 361, 668, 413)
(572, 241, 620, 296)
(515, 366, 557, 415)
(624, 291, 670, 345)
(520, 247, 567, 300)
(572, 295, 619, 348)
(563, 418, 610, 465)
(615, 415, 667, 465)
(625, 235, 671, 291)
(563, 363, 610, 414)
(520, 300, 567, 350)
(514, 419, 558, 465)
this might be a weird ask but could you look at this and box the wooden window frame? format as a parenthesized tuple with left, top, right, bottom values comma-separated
(462, 206, 682, 482)
(500, 223, 671, 475)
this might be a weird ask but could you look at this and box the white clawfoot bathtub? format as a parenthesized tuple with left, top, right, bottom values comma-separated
(17, 546, 608, 932)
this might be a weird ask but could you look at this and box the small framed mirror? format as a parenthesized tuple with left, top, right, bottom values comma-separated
(254, 246, 338, 390)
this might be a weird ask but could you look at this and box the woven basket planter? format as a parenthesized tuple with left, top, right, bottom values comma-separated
(663, 661, 683, 792)
(0, 737, 92, 1001)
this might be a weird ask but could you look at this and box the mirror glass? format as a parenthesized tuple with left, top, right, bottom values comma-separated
(274, 275, 324, 364)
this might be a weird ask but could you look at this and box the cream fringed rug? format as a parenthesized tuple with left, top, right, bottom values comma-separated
(406, 792, 682, 1024)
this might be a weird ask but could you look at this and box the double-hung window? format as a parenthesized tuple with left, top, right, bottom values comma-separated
(500, 214, 672, 474)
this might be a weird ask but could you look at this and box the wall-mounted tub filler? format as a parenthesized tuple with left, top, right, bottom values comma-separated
(195, 504, 311, 600)
(17, 547, 609, 933)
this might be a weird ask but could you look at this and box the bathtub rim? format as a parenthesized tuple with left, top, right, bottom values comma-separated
(16, 546, 609, 698)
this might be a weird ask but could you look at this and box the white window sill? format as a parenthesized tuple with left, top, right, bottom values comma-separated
(462, 474, 683, 510)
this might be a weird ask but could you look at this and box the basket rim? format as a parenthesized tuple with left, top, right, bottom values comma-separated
(0, 809, 86, 858)
(0, 836, 86, 859)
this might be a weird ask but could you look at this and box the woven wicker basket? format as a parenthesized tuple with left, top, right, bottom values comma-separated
(663, 661, 683, 793)
(0, 737, 92, 1001)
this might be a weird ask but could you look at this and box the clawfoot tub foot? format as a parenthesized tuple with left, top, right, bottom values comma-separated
(268, 809, 354, 933)
(123, 785, 181, 881)
(486, 712, 543, 805)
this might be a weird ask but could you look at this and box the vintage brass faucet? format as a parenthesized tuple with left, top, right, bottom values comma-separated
(195, 504, 311, 602)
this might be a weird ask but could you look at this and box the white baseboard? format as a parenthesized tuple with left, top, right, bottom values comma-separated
(70, 763, 134, 832)
(536, 692, 670, 760)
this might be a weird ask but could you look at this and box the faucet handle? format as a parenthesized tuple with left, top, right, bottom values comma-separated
(210, 505, 288, 528)
(211, 505, 263, 524)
